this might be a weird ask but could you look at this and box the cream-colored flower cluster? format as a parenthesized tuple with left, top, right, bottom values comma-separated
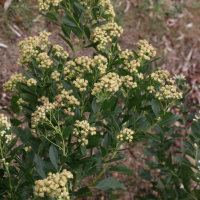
(31, 97, 56, 129)
(0, 114, 12, 144)
(137, 73, 144, 80)
(38, 0, 62, 11)
(36, 52, 53, 69)
(73, 120, 96, 146)
(101, 22, 123, 38)
(52, 45, 69, 59)
(17, 32, 51, 66)
(98, 0, 115, 21)
(51, 71, 60, 81)
(155, 85, 182, 100)
(147, 86, 155, 93)
(17, 98, 29, 110)
(24, 146, 32, 152)
(3, 72, 27, 92)
(27, 78, 37, 87)
(91, 55, 108, 75)
(119, 49, 134, 60)
(56, 83, 63, 91)
(75, 56, 93, 74)
(64, 108, 74, 116)
(92, 72, 122, 96)
(123, 60, 140, 73)
(137, 39, 156, 62)
(117, 128, 134, 142)
(64, 60, 76, 79)
(92, 22, 123, 51)
(34, 170, 73, 198)
(73, 79, 88, 92)
(121, 75, 137, 89)
(55, 89, 80, 107)
(150, 70, 170, 84)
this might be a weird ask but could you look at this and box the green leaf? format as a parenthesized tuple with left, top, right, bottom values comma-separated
(139, 169, 152, 181)
(144, 132, 161, 143)
(90, 21, 107, 29)
(92, 177, 126, 191)
(74, 186, 93, 197)
(159, 112, 180, 126)
(46, 12, 58, 21)
(49, 145, 58, 170)
(63, 127, 72, 139)
(118, 68, 129, 76)
(151, 99, 160, 117)
(18, 166, 35, 184)
(108, 164, 134, 176)
(111, 194, 121, 200)
(173, 156, 196, 169)
(104, 152, 128, 164)
(74, 2, 86, 12)
(157, 178, 165, 188)
(84, 25, 90, 39)
(10, 118, 22, 126)
(80, 145, 87, 157)
(87, 137, 103, 148)
(92, 99, 100, 114)
(20, 93, 37, 102)
(11, 95, 20, 114)
(103, 133, 111, 154)
(34, 154, 46, 178)
(61, 17, 77, 27)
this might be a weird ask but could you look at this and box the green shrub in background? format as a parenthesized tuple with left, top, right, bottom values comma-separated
(0, 0, 199, 199)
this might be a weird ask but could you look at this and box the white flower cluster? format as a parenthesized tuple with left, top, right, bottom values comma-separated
(34, 170, 73, 198)
(36, 52, 53, 69)
(193, 111, 200, 122)
(51, 71, 60, 81)
(3, 72, 27, 92)
(150, 70, 170, 84)
(117, 128, 134, 142)
(137, 39, 156, 62)
(155, 85, 182, 100)
(73, 120, 96, 146)
(0, 114, 12, 144)
(52, 45, 69, 59)
(173, 74, 186, 83)
(92, 22, 123, 51)
(91, 55, 108, 75)
(98, 0, 115, 21)
(27, 78, 37, 87)
(121, 75, 137, 89)
(38, 0, 62, 11)
(17, 31, 51, 66)
(73, 79, 88, 92)
(92, 72, 122, 96)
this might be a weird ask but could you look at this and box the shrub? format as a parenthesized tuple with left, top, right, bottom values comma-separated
(1, 0, 199, 199)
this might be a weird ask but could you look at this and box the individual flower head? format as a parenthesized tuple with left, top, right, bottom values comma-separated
(193, 111, 200, 122)
(91, 55, 108, 75)
(73, 120, 96, 146)
(27, 78, 37, 87)
(73, 78, 88, 92)
(0, 114, 13, 144)
(117, 128, 134, 142)
(92, 72, 122, 99)
(52, 45, 69, 59)
(38, 0, 63, 11)
(51, 71, 60, 81)
(3, 72, 27, 92)
(17, 31, 51, 66)
(137, 39, 156, 62)
(33, 169, 73, 199)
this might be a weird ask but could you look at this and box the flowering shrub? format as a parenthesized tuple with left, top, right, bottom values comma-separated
(1, 0, 199, 199)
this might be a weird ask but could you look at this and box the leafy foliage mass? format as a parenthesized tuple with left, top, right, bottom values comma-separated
(1, 0, 200, 199)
